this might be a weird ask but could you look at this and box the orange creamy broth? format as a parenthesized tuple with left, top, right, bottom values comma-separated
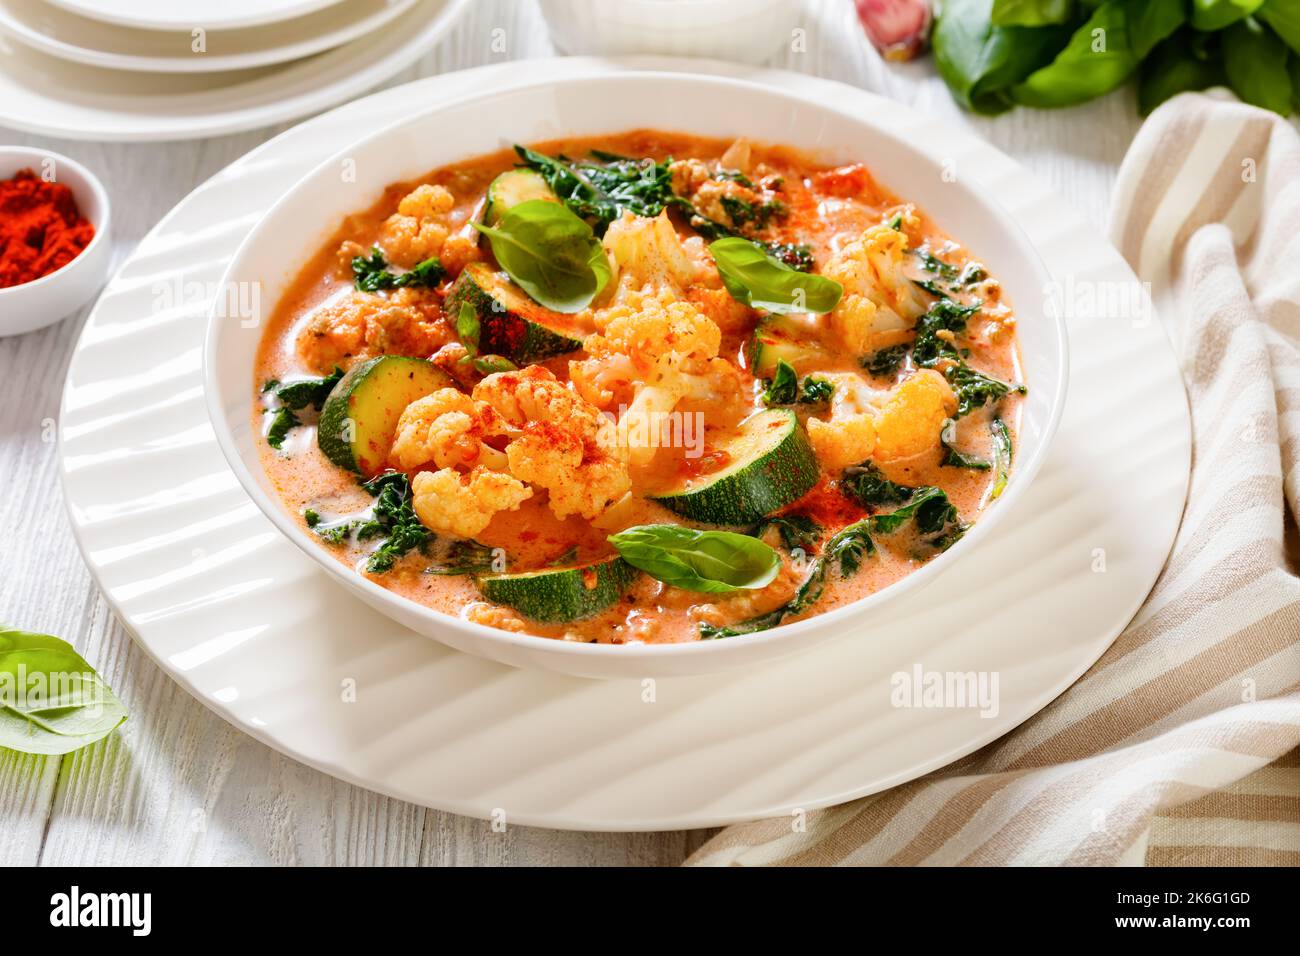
(253, 130, 1024, 644)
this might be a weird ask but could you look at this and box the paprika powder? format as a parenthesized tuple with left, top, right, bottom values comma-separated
(0, 168, 96, 288)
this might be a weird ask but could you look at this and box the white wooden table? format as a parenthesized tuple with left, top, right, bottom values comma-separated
(0, 0, 1141, 865)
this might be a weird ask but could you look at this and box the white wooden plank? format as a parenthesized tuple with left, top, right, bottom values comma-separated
(0, 0, 1142, 866)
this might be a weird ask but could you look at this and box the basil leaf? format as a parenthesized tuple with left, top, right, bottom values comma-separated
(701, 519, 873, 638)
(1260, 0, 1300, 54)
(608, 524, 780, 593)
(0, 625, 127, 755)
(991, 0, 1075, 26)
(1223, 16, 1293, 115)
(1010, 0, 1185, 109)
(1139, 30, 1227, 115)
(474, 200, 612, 313)
(1192, 0, 1265, 32)
(710, 238, 842, 315)
(933, 0, 1074, 114)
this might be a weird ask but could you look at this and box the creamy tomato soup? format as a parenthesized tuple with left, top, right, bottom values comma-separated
(253, 131, 1025, 644)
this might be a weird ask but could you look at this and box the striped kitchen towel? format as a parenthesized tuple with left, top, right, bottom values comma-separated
(685, 93, 1300, 867)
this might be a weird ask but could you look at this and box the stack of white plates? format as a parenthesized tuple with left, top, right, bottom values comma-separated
(0, 0, 469, 140)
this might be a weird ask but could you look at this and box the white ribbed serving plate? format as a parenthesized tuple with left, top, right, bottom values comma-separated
(59, 58, 1190, 831)
(0, 0, 467, 141)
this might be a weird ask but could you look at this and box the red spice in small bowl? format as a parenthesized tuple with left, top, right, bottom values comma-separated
(0, 169, 96, 289)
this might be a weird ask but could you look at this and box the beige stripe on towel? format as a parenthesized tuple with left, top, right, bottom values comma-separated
(685, 94, 1300, 867)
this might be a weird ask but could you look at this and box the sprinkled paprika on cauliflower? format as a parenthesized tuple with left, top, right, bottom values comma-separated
(573, 289, 738, 466)
(389, 388, 510, 471)
(474, 367, 630, 520)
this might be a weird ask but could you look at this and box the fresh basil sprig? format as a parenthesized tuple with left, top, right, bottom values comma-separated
(474, 200, 612, 313)
(710, 238, 843, 315)
(0, 625, 127, 755)
(608, 524, 780, 593)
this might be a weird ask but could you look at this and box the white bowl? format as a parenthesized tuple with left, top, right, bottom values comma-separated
(205, 72, 1068, 679)
(0, 147, 111, 336)
(535, 0, 802, 64)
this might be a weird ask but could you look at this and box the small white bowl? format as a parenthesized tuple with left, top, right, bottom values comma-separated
(535, 0, 802, 64)
(0, 147, 111, 336)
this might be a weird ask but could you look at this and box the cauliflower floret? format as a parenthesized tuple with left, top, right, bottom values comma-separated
(602, 211, 696, 295)
(873, 369, 957, 463)
(824, 224, 930, 355)
(298, 288, 450, 374)
(686, 285, 754, 332)
(807, 372, 887, 472)
(577, 291, 732, 466)
(506, 423, 631, 520)
(474, 366, 630, 520)
(473, 365, 608, 437)
(411, 466, 531, 539)
(464, 602, 527, 633)
(390, 388, 510, 471)
(380, 184, 456, 268)
(586, 289, 721, 362)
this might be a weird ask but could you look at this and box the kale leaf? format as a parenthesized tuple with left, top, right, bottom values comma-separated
(356, 471, 433, 574)
(944, 362, 1027, 417)
(762, 360, 835, 407)
(913, 298, 979, 368)
(425, 539, 499, 576)
(516, 145, 815, 269)
(840, 461, 914, 509)
(799, 376, 835, 404)
(750, 514, 823, 553)
(275, 366, 344, 412)
(264, 367, 344, 450)
(761, 359, 799, 406)
(940, 418, 992, 471)
(352, 246, 445, 293)
(516, 146, 678, 234)
(265, 407, 299, 450)
(862, 344, 910, 377)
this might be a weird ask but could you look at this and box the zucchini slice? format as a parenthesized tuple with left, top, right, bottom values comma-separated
(446, 262, 585, 363)
(650, 408, 820, 526)
(482, 169, 557, 227)
(317, 355, 453, 476)
(747, 315, 831, 377)
(476, 556, 636, 623)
